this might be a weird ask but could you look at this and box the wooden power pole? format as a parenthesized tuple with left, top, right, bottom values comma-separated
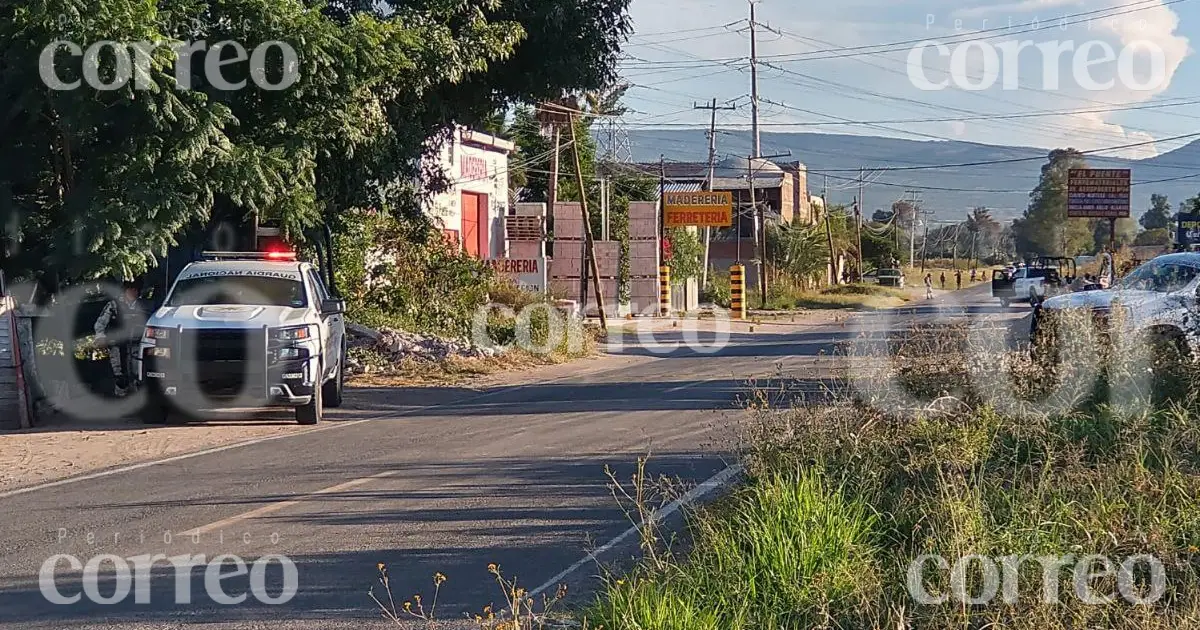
(566, 112, 607, 328)
(822, 176, 837, 285)
(695, 98, 735, 291)
(855, 166, 864, 281)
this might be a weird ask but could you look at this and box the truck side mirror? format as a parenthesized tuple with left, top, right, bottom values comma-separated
(321, 299, 345, 315)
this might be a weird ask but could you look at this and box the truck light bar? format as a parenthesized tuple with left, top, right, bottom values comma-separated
(201, 251, 297, 261)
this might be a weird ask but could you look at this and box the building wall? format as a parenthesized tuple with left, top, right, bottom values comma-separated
(782, 163, 813, 225)
(426, 129, 512, 259)
(779, 175, 795, 225)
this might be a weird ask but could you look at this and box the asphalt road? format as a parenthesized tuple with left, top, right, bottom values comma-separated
(0, 285, 1029, 629)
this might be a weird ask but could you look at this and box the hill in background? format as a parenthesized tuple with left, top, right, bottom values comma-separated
(623, 130, 1200, 223)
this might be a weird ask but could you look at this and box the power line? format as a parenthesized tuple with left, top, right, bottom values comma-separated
(621, 97, 1200, 128)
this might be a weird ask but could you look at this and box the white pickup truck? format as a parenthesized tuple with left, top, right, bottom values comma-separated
(139, 251, 347, 425)
(992, 258, 1077, 307)
(1035, 253, 1200, 358)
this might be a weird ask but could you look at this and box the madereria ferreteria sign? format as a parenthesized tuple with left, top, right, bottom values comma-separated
(664, 191, 733, 228)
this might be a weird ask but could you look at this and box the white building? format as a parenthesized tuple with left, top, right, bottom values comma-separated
(426, 128, 514, 259)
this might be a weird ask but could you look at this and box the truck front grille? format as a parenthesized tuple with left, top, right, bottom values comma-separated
(179, 328, 267, 398)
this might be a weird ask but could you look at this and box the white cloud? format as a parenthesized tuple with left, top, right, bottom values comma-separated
(622, 0, 1191, 156)
(954, 0, 1084, 20)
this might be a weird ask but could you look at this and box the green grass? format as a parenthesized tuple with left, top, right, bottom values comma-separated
(586, 316, 1200, 630)
(587, 471, 881, 630)
(766, 282, 909, 311)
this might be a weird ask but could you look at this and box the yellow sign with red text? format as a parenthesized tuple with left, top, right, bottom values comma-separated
(663, 191, 733, 228)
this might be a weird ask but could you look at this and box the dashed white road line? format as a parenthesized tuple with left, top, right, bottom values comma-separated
(527, 462, 744, 599)
(0, 369, 606, 501)
(179, 470, 400, 537)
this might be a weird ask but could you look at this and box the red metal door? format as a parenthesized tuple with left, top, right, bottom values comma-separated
(460, 192, 489, 258)
(476, 193, 489, 258)
(461, 192, 480, 257)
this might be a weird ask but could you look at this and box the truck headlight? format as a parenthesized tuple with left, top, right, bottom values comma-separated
(274, 325, 314, 342)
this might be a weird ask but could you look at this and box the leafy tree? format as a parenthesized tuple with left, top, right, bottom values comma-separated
(1092, 217, 1137, 252)
(1135, 228, 1171, 246)
(1015, 149, 1093, 257)
(862, 228, 899, 268)
(664, 227, 702, 282)
(1180, 193, 1200, 215)
(1140, 194, 1173, 230)
(766, 222, 829, 288)
(2, 0, 635, 288)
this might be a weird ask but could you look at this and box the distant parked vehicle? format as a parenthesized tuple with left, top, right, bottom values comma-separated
(875, 268, 905, 288)
(992, 257, 1076, 307)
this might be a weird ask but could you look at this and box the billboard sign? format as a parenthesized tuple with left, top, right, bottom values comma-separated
(1067, 168, 1131, 218)
(663, 191, 733, 228)
(1178, 213, 1200, 247)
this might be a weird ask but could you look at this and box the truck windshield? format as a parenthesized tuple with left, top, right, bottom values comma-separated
(166, 276, 308, 308)
(1119, 262, 1200, 293)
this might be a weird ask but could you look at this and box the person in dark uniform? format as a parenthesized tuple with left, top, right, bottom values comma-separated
(93, 280, 147, 396)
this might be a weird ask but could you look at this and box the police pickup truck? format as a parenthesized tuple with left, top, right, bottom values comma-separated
(1035, 253, 1200, 360)
(992, 257, 1076, 307)
(139, 252, 347, 425)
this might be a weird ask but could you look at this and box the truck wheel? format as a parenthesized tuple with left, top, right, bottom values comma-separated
(297, 361, 324, 425)
(141, 390, 173, 425)
(323, 344, 345, 409)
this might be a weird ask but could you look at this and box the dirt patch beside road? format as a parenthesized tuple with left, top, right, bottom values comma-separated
(0, 418, 311, 493)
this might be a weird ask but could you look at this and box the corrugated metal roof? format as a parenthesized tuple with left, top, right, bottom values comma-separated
(656, 181, 704, 200)
(663, 182, 703, 193)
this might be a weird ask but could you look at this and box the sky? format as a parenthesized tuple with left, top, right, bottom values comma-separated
(620, 0, 1200, 159)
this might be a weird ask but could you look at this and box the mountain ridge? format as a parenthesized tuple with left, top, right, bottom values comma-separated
(623, 130, 1200, 223)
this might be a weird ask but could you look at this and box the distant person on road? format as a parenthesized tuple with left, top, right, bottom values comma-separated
(970, 268, 977, 282)
(939, 272, 946, 289)
(924, 273, 934, 299)
(955, 269, 962, 290)
(94, 280, 147, 397)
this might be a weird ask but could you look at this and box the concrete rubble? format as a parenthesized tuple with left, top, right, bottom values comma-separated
(345, 322, 500, 374)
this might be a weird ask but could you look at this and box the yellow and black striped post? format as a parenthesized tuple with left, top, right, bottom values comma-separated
(729, 263, 746, 320)
(659, 265, 671, 316)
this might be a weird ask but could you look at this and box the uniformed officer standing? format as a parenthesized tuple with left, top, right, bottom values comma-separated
(93, 280, 147, 396)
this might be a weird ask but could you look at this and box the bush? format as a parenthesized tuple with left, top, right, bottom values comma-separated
(333, 210, 494, 338)
(703, 268, 730, 307)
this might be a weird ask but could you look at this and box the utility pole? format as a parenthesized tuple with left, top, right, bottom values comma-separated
(822, 176, 837, 286)
(695, 98, 735, 291)
(856, 166, 864, 281)
(903, 189, 923, 268)
(548, 127, 561, 219)
(920, 215, 930, 272)
(951, 221, 963, 270)
(748, 0, 761, 158)
(659, 154, 666, 244)
(918, 209, 935, 272)
(746, 150, 790, 306)
(566, 111, 607, 328)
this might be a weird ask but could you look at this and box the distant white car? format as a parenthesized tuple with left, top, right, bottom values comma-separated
(140, 252, 347, 425)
